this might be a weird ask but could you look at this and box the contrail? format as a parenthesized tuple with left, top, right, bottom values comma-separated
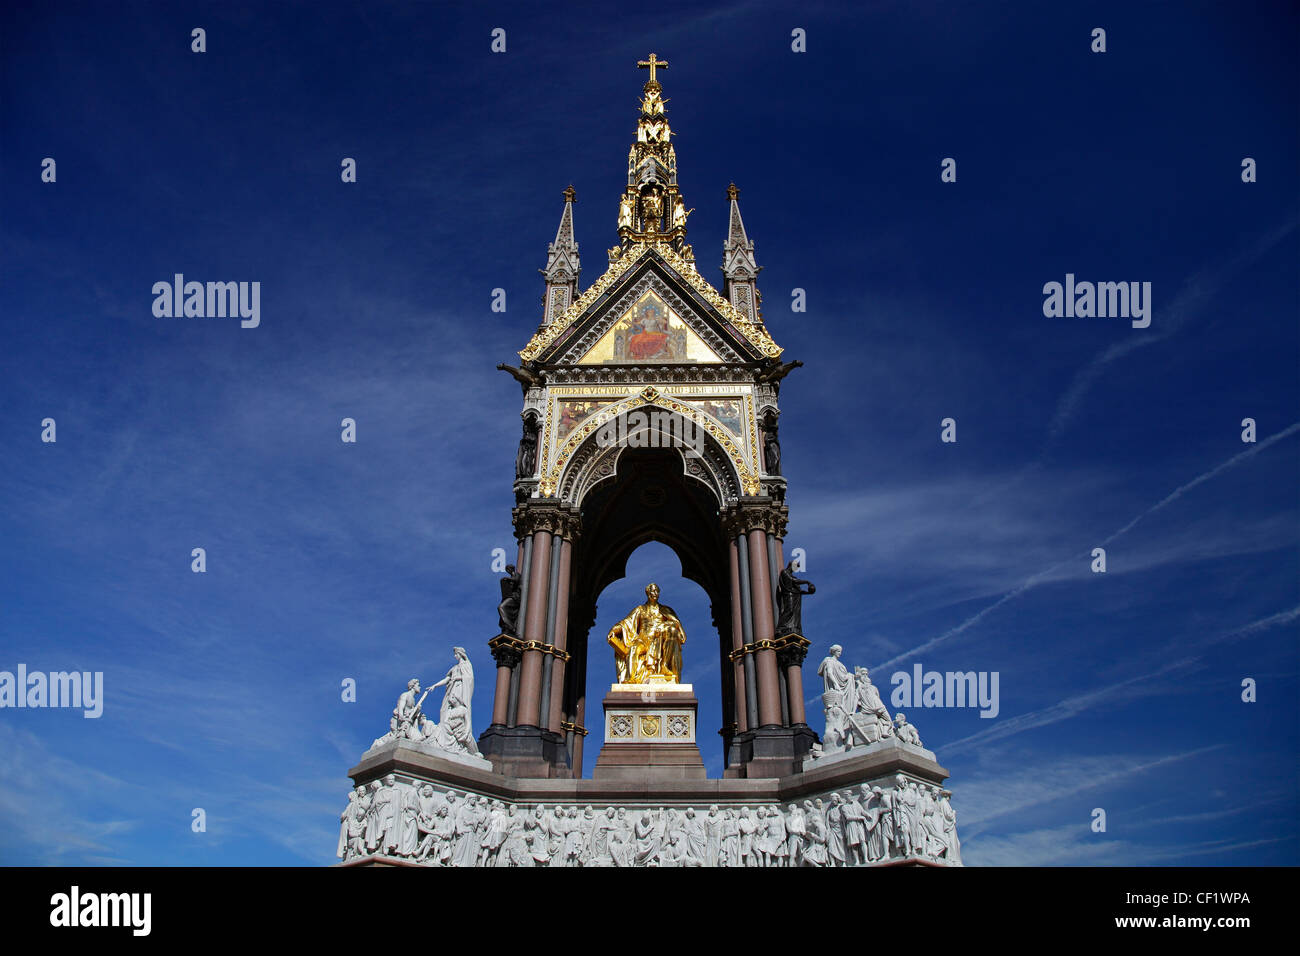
(943, 603, 1299, 755)
(1047, 220, 1296, 442)
(1101, 421, 1300, 546)
(876, 422, 1300, 670)
(975, 220, 1296, 507)
(941, 657, 1200, 755)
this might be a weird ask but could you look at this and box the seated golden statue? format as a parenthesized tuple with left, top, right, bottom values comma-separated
(607, 582, 686, 684)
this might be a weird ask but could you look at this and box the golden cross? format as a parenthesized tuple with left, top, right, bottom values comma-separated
(637, 53, 668, 82)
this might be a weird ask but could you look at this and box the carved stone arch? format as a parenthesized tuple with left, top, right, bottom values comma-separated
(555, 401, 743, 508)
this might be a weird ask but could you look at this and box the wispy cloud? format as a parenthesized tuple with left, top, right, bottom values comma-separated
(956, 746, 1222, 831)
(875, 424, 1299, 669)
(1047, 221, 1298, 443)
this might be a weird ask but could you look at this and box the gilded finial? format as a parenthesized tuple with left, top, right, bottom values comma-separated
(563, 184, 576, 203)
(727, 182, 739, 201)
(637, 52, 669, 84)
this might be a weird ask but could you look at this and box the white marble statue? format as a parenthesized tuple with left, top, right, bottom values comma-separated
(809, 648, 934, 762)
(368, 649, 480, 760)
(849, 666, 894, 745)
(816, 645, 855, 754)
(894, 712, 923, 748)
(428, 647, 478, 755)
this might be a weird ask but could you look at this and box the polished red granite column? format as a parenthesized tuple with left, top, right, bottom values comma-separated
(747, 526, 781, 727)
(728, 536, 748, 733)
(546, 536, 573, 732)
(516, 529, 552, 727)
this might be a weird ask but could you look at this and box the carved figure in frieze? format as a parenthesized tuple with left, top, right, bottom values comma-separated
(720, 808, 740, 866)
(451, 794, 484, 867)
(432, 804, 456, 865)
(877, 785, 902, 858)
(587, 806, 617, 867)
(482, 800, 510, 866)
(567, 807, 588, 867)
(395, 783, 420, 857)
(338, 787, 363, 860)
(704, 805, 723, 867)
(523, 805, 550, 866)
(663, 830, 703, 866)
(682, 807, 707, 864)
(497, 805, 530, 867)
(373, 774, 400, 856)
(940, 791, 962, 865)
(802, 799, 829, 866)
(634, 811, 660, 866)
(863, 790, 883, 863)
(894, 775, 918, 857)
(907, 783, 928, 857)
(764, 805, 788, 867)
(737, 806, 759, 867)
(921, 786, 947, 860)
(785, 801, 806, 866)
(609, 808, 633, 867)
(826, 792, 847, 866)
(840, 789, 868, 866)
(414, 786, 444, 862)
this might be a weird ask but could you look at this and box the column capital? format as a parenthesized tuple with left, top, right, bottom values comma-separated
(488, 634, 526, 668)
(720, 498, 788, 538)
(512, 499, 583, 541)
(773, 633, 811, 668)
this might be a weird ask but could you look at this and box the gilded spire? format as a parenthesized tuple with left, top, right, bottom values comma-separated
(722, 183, 762, 323)
(541, 186, 580, 326)
(615, 54, 692, 263)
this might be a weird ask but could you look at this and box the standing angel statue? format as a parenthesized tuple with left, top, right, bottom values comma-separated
(427, 647, 479, 756)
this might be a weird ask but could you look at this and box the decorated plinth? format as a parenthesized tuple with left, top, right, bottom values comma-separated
(338, 732, 960, 867)
(593, 683, 706, 780)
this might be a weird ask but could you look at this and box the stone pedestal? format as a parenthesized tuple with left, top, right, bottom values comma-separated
(726, 724, 819, 779)
(592, 683, 706, 781)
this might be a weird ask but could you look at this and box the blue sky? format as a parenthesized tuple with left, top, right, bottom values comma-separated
(1, 0, 1296, 866)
